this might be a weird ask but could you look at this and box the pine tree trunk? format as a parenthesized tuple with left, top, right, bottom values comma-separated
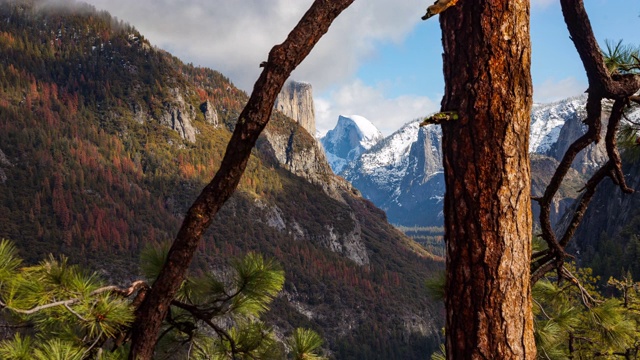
(439, 1, 536, 358)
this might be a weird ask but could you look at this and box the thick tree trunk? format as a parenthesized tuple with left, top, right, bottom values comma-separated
(439, 1, 536, 358)
(127, 1, 354, 358)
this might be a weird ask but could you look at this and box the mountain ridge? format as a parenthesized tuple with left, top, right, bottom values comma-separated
(323, 95, 618, 227)
(0, 1, 443, 357)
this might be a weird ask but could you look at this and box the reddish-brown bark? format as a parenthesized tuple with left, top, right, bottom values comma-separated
(439, 1, 536, 358)
(127, 1, 354, 358)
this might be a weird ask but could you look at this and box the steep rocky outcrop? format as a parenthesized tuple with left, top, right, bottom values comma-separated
(159, 88, 197, 142)
(274, 81, 315, 135)
(261, 117, 359, 202)
(200, 99, 219, 127)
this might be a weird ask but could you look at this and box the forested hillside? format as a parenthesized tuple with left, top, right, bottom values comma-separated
(0, 1, 443, 357)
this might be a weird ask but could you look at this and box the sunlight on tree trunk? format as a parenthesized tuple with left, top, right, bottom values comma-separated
(439, 1, 536, 358)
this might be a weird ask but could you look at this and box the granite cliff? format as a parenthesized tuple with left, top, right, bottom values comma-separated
(274, 80, 316, 136)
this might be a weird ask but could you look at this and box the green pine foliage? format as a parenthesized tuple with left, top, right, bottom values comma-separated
(603, 39, 640, 75)
(287, 328, 326, 360)
(0, 239, 133, 359)
(0, 238, 328, 359)
(533, 266, 640, 358)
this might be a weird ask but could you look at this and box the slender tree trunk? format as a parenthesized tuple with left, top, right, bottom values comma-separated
(127, 1, 354, 358)
(439, 1, 536, 358)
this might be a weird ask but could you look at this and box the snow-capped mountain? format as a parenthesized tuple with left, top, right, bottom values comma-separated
(530, 95, 587, 154)
(322, 96, 637, 227)
(320, 115, 384, 173)
(341, 122, 445, 226)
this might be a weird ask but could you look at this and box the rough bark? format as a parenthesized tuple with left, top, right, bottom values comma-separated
(439, 1, 536, 358)
(127, 1, 354, 358)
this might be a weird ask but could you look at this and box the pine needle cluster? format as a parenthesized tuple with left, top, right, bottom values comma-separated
(533, 266, 640, 358)
(0, 239, 327, 359)
(0, 239, 133, 359)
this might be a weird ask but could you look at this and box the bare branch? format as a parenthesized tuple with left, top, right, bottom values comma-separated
(64, 303, 88, 322)
(532, 0, 640, 285)
(91, 280, 149, 298)
(561, 266, 601, 308)
(605, 99, 634, 193)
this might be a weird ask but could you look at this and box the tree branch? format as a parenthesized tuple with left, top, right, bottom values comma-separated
(0, 280, 147, 315)
(532, 0, 640, 284)
(558, 161, 613, 248)
(128, 1, 355, 358)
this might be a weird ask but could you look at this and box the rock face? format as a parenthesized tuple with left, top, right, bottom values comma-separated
(321, 115, 384, 173)
(200, 99, 219, 127)
(159, 88, 197, 143)
(261, 120, 359, 202)
(324, 95, 617, 227)
(274, 81, 316, 135)
(531, 95, 607, 174)
(341, 122, 445, 226)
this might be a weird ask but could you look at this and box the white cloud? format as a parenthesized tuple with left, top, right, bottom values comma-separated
(78, 0, 423, 93)
(315, 80, 439, 136)
(534, 77, 587, 104)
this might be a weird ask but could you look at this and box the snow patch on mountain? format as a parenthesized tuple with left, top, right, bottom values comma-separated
(530, 95, 587, 154)
(348, 115, 382, 148)
(320, 115, 383, 173)
(360, 122, 420, 174)
(323, 95, 640, 227)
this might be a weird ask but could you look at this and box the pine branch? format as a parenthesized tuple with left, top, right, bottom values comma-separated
(63, 303, 87, 322)
(0, 280, 148, 315)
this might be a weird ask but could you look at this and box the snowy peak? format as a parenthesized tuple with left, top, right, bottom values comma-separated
(343, 115, 383, 149)
(530, 95, 587, 154)
(340, 120, 444, 226)
(320, 115, 383, 173)
(358, 121, 421, 174)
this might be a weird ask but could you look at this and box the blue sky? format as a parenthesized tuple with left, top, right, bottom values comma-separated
(78, 0, 639, 135)
(354, 1, 640, 102)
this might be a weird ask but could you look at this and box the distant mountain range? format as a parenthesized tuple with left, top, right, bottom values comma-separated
(320, 96, 639, 227)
